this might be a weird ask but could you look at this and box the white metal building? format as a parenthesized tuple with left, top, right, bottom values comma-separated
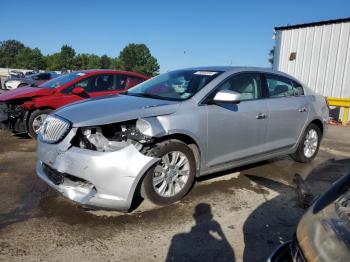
(273, 18, 350, 99)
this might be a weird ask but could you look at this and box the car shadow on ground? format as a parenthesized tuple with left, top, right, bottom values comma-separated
(241, 157, 350, 262)
(13, 133, 31, 139)
(165, 203, 235, 262)
(129, 160, 273, 212)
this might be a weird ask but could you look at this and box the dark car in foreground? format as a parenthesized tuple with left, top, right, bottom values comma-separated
(0, 70, 148, 137)
(4, 72, 59, 89)
(268, 173, 350, 262)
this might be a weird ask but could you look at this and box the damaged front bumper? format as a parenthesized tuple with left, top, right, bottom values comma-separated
(36, 128, 159, 211)
(0, 102, 28, 133)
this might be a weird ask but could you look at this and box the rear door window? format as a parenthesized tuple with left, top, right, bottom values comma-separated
(87, 74, 115, 92)
(265, 74, 294, 97)
(115, 75, 145, 90)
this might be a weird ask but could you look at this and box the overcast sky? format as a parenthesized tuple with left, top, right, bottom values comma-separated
(1, 0, 350, 72)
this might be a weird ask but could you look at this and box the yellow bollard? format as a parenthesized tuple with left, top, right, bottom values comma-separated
(327, 97, 350, 126)
(342, 107, 349, 126)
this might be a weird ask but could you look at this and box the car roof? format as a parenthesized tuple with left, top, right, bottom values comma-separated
(78, 69, 148, 79)
(180, 66, 301, 82)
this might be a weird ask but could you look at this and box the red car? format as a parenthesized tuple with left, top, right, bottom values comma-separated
(0, 70, 148, 137)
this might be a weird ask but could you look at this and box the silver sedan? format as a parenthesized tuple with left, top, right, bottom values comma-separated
(36, 67, 329, 211)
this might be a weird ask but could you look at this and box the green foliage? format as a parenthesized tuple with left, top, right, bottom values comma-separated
(16, 47, 46, 70)
(0, 40, 25, 68)
(46, 53, 62, 71)
(74, 54, 90, 70)
(116, 43, 159, 77)
(0, 40, 160, 75)
(59, 45, 76, 69)
(86, 54, 101, 69)
(100, 55, 113, 69)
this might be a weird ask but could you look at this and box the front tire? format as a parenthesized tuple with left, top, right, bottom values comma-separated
(141, 141, 196, 206)
(28, 109, 52, 138)
(291, 123, 321, 163)
(17, 83, 28, 88)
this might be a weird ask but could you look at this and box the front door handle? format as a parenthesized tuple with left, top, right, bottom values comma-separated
(256, 113, 267, 119)
(298, 107, 307, 112)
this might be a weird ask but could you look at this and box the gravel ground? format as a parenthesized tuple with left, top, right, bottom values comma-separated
(0, 126, 349, 262)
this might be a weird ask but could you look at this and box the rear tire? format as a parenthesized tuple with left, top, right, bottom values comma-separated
(291, 123, 321, 163)
(28, 109, 52, 138)
(141, 141, 196, 206)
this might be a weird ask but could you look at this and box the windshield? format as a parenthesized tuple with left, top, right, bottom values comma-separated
(39, 72, 86, 88)
(126, 69, 222, 101)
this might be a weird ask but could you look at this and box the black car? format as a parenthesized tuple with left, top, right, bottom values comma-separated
(268, 172, 350, 261)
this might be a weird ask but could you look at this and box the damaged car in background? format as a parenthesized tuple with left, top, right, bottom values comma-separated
(0, 69, 148, 137)
(4, 71, 58, 89)
(268, 172, 350, 262)
(36, 67, 329, 211)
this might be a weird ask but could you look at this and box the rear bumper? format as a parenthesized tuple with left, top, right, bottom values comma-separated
(36, 132, 159, 211)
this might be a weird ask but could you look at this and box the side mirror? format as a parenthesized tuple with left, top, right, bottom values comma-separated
(212, 90, 241, 103)
(71, 86, 85, 95)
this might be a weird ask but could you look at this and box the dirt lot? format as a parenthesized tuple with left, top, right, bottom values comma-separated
(0, 126, 349, 262)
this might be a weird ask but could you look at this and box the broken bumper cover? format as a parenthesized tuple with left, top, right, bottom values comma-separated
(36, 130, 159, 211)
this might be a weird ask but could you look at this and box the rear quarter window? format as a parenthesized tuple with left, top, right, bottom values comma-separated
(265, 74, 294, 97)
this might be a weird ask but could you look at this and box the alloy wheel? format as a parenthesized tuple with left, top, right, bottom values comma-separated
(32, 114, 48, 134)
(152, 151, 190, 197)
(303, 129, 318, 158)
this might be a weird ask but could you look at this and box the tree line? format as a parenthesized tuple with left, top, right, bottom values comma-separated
(0, 40, 159, 77)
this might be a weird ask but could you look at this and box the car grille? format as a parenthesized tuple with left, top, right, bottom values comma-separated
(43, 163, 64, 185)
(40, 115, 71, 143)
(290, 238, 306, 262)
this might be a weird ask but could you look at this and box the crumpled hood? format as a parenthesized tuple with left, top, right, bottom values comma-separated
(55, 95, 180, 127)
(0, 86, 52, 102)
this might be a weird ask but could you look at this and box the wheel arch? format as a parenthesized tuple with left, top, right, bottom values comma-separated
(309, 118, 324, 136)
(154, 132, 202, 174)
(26, 107, 55, 128)
(129, 132, 202, 208)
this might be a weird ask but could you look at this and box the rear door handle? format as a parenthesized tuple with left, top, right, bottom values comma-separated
(256, 113, 267, 119)
(298, 107, 307, 112)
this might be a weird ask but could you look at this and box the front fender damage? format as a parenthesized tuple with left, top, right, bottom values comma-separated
(36, 120, 163, 211)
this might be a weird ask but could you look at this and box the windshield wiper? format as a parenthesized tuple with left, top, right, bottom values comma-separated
(122, 91, 183, 101)
(122, 92, 165, 100)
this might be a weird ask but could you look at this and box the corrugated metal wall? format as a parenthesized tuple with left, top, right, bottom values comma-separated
(273, 21, 350, 98)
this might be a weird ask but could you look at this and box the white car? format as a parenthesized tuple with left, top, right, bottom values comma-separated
(4, 72, 58, 89)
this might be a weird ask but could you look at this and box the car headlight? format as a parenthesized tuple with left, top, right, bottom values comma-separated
(5, 80, 20, 87)
(136, 119, 151, 133)
(39, 115, 71, 143)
